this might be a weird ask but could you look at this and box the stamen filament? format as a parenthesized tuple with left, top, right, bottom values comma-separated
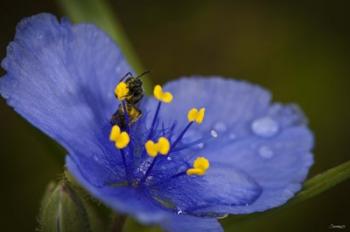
(140, 136, 170, 185)
(121, 101, 134, 179)
(147, 101, 162, 139)
(122, 101, 130, 132)
(170, 134, 214, 153)
(139, 156, 159, 185)
(120, 149, 130, 185)
(169, 171, 187, 179)
(127, 139, 136, 180)
(148, 167, 190, 187)
(150, 172, 187, 187)
(170, 122, 193, 151)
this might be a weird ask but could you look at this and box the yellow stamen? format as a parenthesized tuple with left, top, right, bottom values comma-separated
(115, 82, 129, 100)
(109, 125, 121, 141)
(145, 137, 170, 157)
(145, 140, 157, 157)
(158, 137, 171, 155)
(153, 85, 173, 103)
(109, 125, 130, 149)
(186, 157, 210, 176)
(187, 108, 205, 124)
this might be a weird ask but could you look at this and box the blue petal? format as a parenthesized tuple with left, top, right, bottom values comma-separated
(144, 77, 314, 213)
(144, 77, 271, 135)
(0, 13, 132, 155)
(67, 155, 226, 229)
(149, 163, 261, 216)
(159, 214, 223, 232)
(206, 125, 314, 214)
(66, 156, 170, 224)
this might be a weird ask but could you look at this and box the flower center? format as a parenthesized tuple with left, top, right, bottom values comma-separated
(109, 75, 210, 187)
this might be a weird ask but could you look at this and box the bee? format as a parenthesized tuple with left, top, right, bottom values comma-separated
(111, 71, 149, 129)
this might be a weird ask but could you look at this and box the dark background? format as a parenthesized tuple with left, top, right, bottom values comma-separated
(0, 0, 349, 231)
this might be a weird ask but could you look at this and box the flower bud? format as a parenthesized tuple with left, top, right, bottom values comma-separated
(38, 180, 106, 232)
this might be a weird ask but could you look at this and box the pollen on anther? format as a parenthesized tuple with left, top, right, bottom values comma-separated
(109, 125, 130, 149)
(115, 82, 129, 100)
(153, 85, 173, 103)
(186, 157, 210, 176)
(145, 137, 170, 157)
(187, 108, 205, 124)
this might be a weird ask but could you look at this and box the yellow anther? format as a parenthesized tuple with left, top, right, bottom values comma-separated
(115, 82, 129, 100)
(109, 125, 130, 149)
(158, 137, 171, 155)
(187, 108, 205, 124)
(145, 137, 170, 157)
(186, 157, 210, 176)
(153, 85, 173, 103)
(109, 125, 121, 141)
(115, 132, 130, 149)
(145, 140, 158, 157)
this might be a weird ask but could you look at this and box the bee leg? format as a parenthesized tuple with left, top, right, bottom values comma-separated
(110, 108, 128, 130)
(110, 109, 119, 125)
(120, 72, 133, 82)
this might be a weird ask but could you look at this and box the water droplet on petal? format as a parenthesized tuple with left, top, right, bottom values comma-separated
(177, 208, 183, 215)
(251, 117, 279, 138)
(210, 129, 218, 138)
(214, 122, 227, 132)
(228, 133, 237, 140)
(196, 143, 205, 149)
(258, 146, 274, 159)
(167, 157, 172, 161)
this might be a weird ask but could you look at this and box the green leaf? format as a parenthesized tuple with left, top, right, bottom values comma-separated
(57, 0, 151, 92)
(223, 160, 350, 228)
(290, 160, 350, 204)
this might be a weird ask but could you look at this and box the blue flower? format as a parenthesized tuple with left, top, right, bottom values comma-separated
(0, 13, 314, 232)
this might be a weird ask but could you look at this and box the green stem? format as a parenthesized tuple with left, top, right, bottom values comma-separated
(289, 159, 350, 205)
(58, 0, 151, 92)
(111, 214, 127, 232)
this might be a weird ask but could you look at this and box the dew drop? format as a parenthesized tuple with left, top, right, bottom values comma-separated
(210, 129, 218, 138)
(228, 133, 237, 140)
(177, 208, 183, 215)
(251, 117, 279, 138)
(167, 157, 172, 161)
(258, 146, 274, 159)
(196, 143, 205, 149)
(214, 122, 227, 132)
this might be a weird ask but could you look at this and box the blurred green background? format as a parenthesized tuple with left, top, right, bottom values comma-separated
(0, 0, 349, 231)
